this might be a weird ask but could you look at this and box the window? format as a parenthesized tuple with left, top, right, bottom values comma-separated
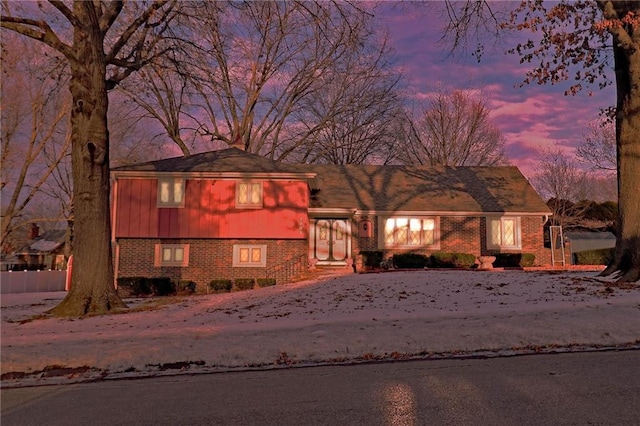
(487, 217, 521, 249)
(383, 217, 438, 247)
(158, 178, 185, 207)
(232, 244, 267, 267)
(154, 244, 189, 267)
(236, 181, 263, 208)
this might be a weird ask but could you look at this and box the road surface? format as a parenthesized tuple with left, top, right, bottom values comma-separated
(2, 350, 639, 425)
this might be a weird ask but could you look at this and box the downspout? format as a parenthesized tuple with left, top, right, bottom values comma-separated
(110, 175, 119, 289)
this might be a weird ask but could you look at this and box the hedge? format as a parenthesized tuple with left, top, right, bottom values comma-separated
(392, 253, 428, 269)
(116, 276, 175, 296)
(234, 278, 255, 291)
(177, 280, 197, 294)
(209, 279, 233, 293)
(429, 253, 476, 269)
(147, 277, 176, 296)
(493, 253, 536, 268)
(574, 248, 614, 265)
(257, 278, 277, 287)
(360, 251, 383, 268)
(117, 276, 150, 295)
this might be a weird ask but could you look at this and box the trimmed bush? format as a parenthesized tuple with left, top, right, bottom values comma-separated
(493, 253, 536, 268)
(360, 251, 383, 268)
(430, 252, 476, 269)
(209, 279, 233, 293)
(117, 276, 151, 296)
(234, 278, 255, 291)
(575, 248, 614, 265)
(177, 280, 197, 294)
(257, 278, 277, 288)
(147, 277, 175, 296)
(392, 253, 428, 269)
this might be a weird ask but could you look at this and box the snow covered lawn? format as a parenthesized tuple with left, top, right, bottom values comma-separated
(1, 270, 639, 383)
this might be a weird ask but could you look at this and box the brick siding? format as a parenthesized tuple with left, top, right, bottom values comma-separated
(351, 214, 551, 266)
(116, 238, 307, 292)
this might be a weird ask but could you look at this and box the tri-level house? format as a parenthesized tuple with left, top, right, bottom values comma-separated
(111, 148, 552, 288)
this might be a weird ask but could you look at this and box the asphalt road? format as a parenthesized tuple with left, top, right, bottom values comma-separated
(2, 350, 639, 426)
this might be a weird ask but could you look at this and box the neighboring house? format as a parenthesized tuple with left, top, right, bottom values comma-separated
(111, 148, 552, 288)
(14, 224, 68, 270)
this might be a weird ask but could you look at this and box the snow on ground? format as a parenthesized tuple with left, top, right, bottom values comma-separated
(1, 270, 639, 384)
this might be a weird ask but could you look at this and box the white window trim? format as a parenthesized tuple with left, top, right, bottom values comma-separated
(486, 216, 522, 250)
(378, 216, 440, 249)
(235, 181, 263, 209)
(232, 244, 267, 267)
(154, 244, 190, 267)
(157, 177, 185, 208)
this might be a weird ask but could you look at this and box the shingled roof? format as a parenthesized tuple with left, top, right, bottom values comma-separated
(112, 148, 550, 214)
(306, 164, 550, 214)
(111, 148, 310, 175)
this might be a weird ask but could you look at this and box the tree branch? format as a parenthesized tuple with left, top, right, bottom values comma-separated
(0, 16, 73, 58)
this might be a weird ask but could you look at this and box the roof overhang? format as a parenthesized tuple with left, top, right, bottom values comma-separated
(351, 210, 552, 216)
(308, 208, 358, 217)
(111, 171, 317, 180)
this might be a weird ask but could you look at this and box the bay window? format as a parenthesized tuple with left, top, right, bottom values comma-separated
(383, 217, 438, 248)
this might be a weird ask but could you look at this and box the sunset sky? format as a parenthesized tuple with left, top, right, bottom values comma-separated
(374, 2, 616, 177)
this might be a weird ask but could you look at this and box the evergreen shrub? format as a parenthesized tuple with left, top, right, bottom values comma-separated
(257, 278, 276, 287)
(574, 248, 614, 265)
(177, 280, 197, 294)
(360, 251, 383, 268)
(117, 277, 150, 295)
(392, 253, 428, 269)
(209, 279, 233, 293)
(429, 253, 476, 268)
(234, 278, 255, 291)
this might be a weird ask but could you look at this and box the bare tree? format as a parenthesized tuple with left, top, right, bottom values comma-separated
(576, 119, 617, 172)
(1, 0, 180, 315)
(400, 89, 507, 166)
(1, 35, 71, 252)
(531, 147, 591, 230)
(440, 0, 640, 282)
(290, 32, 404, 165)
(119, 1, 402, 164)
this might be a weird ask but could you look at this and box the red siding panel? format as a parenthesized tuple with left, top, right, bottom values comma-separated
(114, 178, 308, 239)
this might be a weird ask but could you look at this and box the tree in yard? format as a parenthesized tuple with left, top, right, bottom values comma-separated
(400, 89, 507, 166)
(118, 1, 402, 164)
(1, 34, 71, 252)
(292, 32, 404, 165)
(576, 119, 617, 172)
(531, 147, 591, 230)
(1, 1, 179, 315)
(441, 0, 640, 282)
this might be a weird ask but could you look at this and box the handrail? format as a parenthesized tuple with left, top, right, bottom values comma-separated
(265, 254, 308, 285)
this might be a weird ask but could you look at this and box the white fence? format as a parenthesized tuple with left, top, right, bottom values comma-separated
(0, 270, 67, 294)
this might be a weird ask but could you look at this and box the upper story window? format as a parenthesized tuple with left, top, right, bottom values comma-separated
(158, 177, 185, 207)
(487, 216, 521, 250)
(236, 181, 263, 208)
(383, 217, 438, 248)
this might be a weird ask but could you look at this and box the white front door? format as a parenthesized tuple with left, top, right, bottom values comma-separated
(316, 219, 331, 261)
(314, 219, 348, 262)
(332, 220, 347, 260)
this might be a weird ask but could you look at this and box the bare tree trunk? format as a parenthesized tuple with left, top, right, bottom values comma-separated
(600, 36, 640, 283)
(49, 12, 125, 316)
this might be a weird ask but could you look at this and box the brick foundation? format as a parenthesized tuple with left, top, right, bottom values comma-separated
(116, 238, 307, 292)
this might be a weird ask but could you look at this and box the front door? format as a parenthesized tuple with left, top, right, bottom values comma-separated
(315, 219, 348, 261)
